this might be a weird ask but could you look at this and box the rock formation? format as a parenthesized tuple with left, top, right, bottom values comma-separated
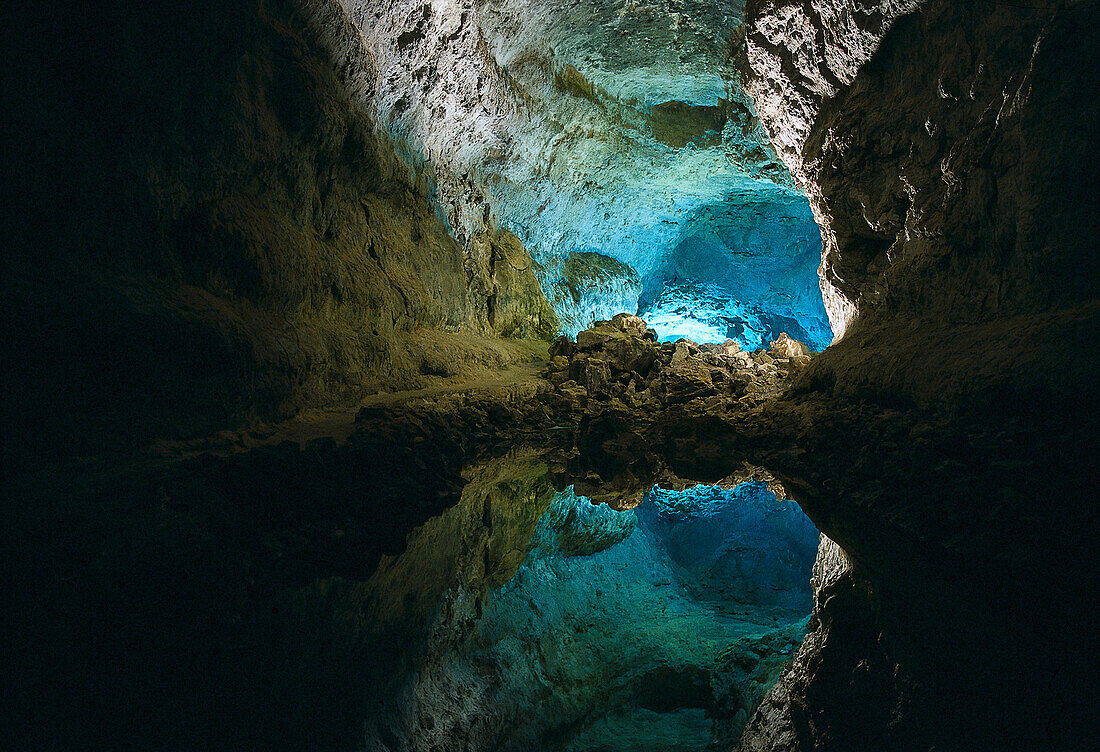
(326, 0, 832, 345)
(731, 1, 1100, 749)
(4, 0, 557, 459)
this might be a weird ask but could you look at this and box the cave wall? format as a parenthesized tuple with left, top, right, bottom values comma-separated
(731, 1, 1100, 749)
(3, 0, 557, 457)
(334, 0, 830, 342)
(744, 0, 1100, 347)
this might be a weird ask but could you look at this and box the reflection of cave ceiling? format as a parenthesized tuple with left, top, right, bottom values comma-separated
(343, 0, 832, 344)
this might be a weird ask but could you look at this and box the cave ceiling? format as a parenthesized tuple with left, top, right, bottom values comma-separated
(347, 0, 833, 346)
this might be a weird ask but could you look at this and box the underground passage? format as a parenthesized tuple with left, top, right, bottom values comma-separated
(5, 1, 1098, 751)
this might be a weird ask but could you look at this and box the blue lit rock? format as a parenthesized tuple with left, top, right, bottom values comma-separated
(319, 0, 834, 346)
(639, 189, 832, 349)
(643, 482, 820, 612)
(545, 251, 643, 336)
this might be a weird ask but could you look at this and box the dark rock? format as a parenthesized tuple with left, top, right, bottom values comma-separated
(661, 362, 718, 404)
(568, 355, 588, 383)
(549, 335, 575, 359)
(584, 358, 613, 397)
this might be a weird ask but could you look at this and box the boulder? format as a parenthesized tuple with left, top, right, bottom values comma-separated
(718, 340, 741, 357)
(549, 335, 575, 359)
(576, 326, 615, 351)
(661, 362, 716, 404)
(671, 339, 699, 366)
(610, 313, 649, 336)
(585, 358, 613, 397)
(769, 332, 810, 359)
(569, 355, 588, 382)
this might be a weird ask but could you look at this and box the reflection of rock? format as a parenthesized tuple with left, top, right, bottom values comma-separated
(362, 470, 817, 752)
(536, 486, 637, 557)
(642, 481, 819, 611)
(737, 536, 895, 752)
(734, 1, 1100, 749)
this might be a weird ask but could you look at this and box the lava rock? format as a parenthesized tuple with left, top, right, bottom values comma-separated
(769, 332, 810, 359)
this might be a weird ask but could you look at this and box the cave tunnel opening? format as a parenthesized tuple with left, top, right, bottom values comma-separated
(364, 468, 821, 752)
(634, 188, 833, 351)
(521, 177, 835, 352)
(495, 135, 835, 351)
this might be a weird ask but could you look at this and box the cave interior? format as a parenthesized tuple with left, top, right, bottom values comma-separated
(5, 1, 1098, 751)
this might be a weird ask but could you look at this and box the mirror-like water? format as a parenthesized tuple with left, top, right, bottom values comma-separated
(362, 454, 819, 751)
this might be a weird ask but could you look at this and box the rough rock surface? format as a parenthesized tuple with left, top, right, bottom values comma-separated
(4, 0, 557, 458)
(8, 0, 1100, 750)
(543, 314, 811, 419)
(322, 0, 831, 342)
(733, 1, 1100, 749)
(360, 462, 816, 752)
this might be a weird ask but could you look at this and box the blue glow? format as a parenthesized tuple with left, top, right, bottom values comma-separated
(463, 483, 819, 748)
(643, 482, 820, 611)
(527, 485, 638, 557)
(512, 177, 833, 348)
(638, 191, 833, 350)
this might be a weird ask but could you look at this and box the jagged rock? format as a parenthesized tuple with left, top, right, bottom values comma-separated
(671, 339, 700, 366)
(550, 315, 810, 417)
(549, 335, 575, 359)
(584, 358, 613, 397)
(568, 355, 588, 383)
(610, 312, 648, 336)
(661, 362, 717, 404)
(718, 340, 741, 356)
(769, 332, 809, 359)
(575, 326, 615, 352)
(732, 2, 1100, 749)
(557, 380, 587, 405)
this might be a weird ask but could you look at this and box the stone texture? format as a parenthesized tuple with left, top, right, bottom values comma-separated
(359, 465, 815, 752)
(733, 1, 1100, 749)
(4, 0, 558, 457)
(8, 1, 1100, 751)
(326, 0, 830, 343)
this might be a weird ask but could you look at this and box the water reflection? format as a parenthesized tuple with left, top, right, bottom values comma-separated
(361, 450, 818, 751)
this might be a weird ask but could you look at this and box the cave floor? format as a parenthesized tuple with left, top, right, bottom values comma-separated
(149, 357, 550, 461)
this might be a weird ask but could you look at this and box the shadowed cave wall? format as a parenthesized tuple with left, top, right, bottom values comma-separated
(3, 0, 558, 460)
(731, 1, 1100, 749)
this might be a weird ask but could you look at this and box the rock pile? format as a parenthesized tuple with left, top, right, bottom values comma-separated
(543, 313, 814, 411)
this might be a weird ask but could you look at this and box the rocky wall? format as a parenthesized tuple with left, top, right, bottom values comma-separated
(733, 1, 1100, 749)
(3, 0, 556, 458)
(333, 0, 831, 342)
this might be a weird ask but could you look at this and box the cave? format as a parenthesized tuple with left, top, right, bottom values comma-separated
(6, 1, 1098, 751)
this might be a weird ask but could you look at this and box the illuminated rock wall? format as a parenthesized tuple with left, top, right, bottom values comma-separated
(326, 0, 832, 344)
